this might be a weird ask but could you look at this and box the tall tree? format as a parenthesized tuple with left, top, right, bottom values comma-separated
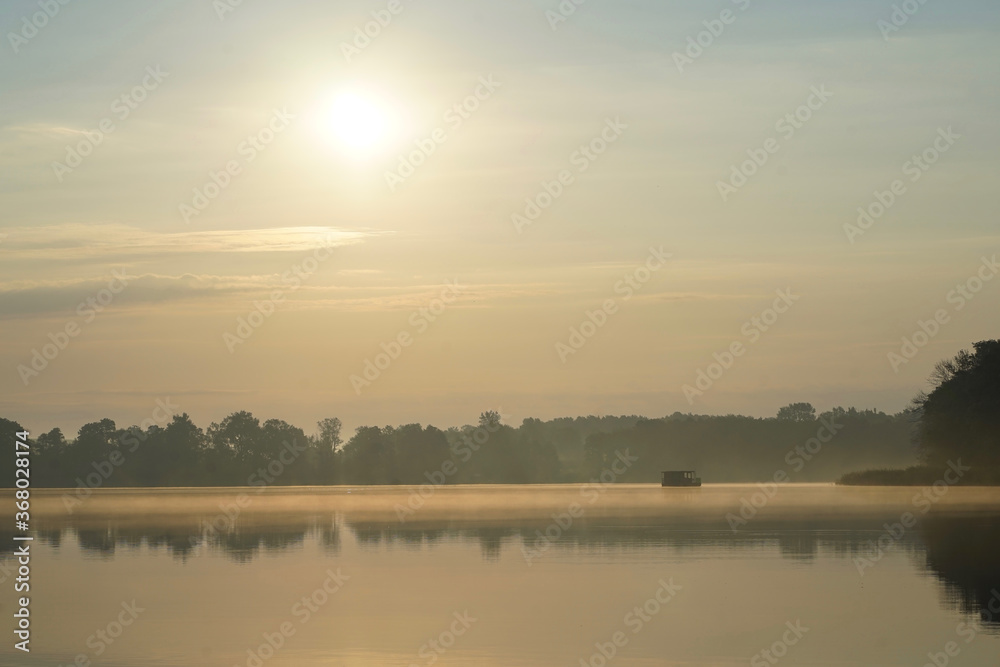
(915, 340, 1000, 470)
(776, 403, 816, 422)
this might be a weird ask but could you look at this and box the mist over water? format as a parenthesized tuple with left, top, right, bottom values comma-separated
(4, 485, 1000, 666)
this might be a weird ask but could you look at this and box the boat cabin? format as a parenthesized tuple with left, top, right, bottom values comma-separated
(661, 470, 702, 487)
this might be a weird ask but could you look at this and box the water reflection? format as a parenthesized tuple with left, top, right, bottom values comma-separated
(922, 515, 1000, 624)
(7, 510, 999, 628)
(35, 519, 342, 563)
(10, 516, 904, 559)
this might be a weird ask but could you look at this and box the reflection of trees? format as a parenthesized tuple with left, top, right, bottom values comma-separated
(350, 521, 447, 549)
(341, 516, 924, 566)
(77, 528, 116, 558)
(213, 531, 305, 564)
(38, 529, 62, 549)
(145, 531, 199, 559)
(12, 511, 1000, 625)
(776, 531, 819, 561)
(1, 516, 930, 564)
(20, 518, 341, 562)
(922, 515, 1000, 626)
(345, 521, 516, 561)
(471, 527, 516, 561)
(319, 518, 341, 553)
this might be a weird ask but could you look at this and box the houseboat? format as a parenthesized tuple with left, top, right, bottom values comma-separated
(661, 470, 702, 487)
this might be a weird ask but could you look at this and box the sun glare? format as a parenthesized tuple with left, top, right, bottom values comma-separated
(322, 90, 397, 157)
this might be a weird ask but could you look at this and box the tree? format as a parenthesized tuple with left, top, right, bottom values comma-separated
(479, 411, 502, 429)
(915, 340, 1000, 469)
(74, 418, 118, 460)
(0, 418, 28, 488)
(310, 417, 343, 484)
(162, 414, 208, 485)
(340, 426, 390, 485)
(35, 428, 69, 486)
(316, 418, 343, 453)
(36, 428, 67, 453)
(776, 403, 816, 422)
(208, 411, 262, 462)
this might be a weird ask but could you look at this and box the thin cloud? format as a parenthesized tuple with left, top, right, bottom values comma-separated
(0, 224, 372, 261)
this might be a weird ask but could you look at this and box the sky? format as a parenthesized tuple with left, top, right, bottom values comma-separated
(1, 0, 998, 437)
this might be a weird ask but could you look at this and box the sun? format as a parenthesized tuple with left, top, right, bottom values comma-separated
(321, 90, 398, 158)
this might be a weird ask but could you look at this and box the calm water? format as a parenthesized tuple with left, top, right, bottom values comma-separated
(5, 484, 1000, 666)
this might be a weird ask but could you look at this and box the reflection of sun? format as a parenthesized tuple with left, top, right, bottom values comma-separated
(322, 90, 398, 158)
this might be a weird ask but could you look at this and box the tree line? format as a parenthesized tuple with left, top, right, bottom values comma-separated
(2, 405, 921, 489)
(4, 340, 996, 488)
(841, 340, 1000, 484)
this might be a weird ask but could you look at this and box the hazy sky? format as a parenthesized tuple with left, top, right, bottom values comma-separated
(2, 0, 998, 436)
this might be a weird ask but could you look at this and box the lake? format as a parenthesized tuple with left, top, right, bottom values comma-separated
(5, 484, 1000, 666)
